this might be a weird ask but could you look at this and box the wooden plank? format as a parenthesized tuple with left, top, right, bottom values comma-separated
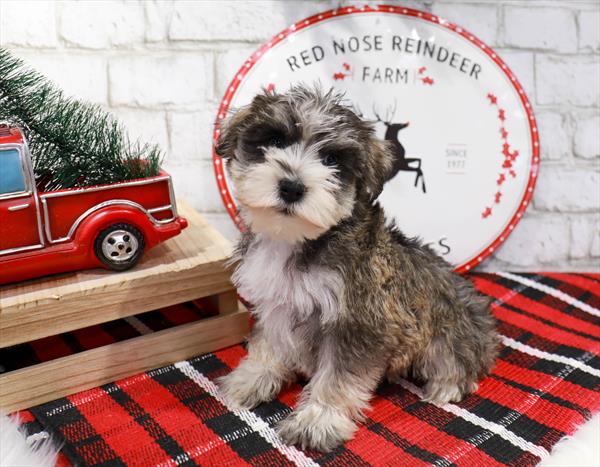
(0, 304, 250, 413)
(0, 201, 236, 348)
(216, 290, 239, 314)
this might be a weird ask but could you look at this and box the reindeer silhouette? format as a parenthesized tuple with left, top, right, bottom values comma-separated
(371, 101, 426, 193)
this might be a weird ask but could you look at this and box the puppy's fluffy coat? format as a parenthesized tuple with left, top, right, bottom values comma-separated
(216, 85, 499, 452)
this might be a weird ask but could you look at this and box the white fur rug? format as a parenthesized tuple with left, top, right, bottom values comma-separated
(540, 413, 600, 467)
(0, 411, 597, 465)
(0, 414, 58, 467)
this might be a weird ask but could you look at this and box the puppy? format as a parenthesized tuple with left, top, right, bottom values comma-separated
(216, 85, 499, 452)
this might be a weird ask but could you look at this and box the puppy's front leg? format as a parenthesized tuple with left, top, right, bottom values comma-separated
(218, 329, 294, 409)
(277, 340, 384, 452)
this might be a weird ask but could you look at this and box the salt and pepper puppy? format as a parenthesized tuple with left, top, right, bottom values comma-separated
(216, 85, 499, 452)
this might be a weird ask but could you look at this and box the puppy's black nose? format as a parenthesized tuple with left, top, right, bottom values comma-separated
(279, 179, 305, 203)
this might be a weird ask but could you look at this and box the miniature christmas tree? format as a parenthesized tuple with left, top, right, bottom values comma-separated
(0, 48, 162, 191)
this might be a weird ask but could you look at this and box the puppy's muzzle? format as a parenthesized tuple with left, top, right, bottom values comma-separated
(279, 179, 305, 204)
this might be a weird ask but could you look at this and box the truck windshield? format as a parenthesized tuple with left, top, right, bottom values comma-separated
(0, 148, 26, 195)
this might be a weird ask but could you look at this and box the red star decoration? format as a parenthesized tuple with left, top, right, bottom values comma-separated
(343, 63, 351, 71)
(484, 89, 522, 217)
(422, 76, 434, 85)
(418, 66, 427, 74)
(333, 72, 346, 81)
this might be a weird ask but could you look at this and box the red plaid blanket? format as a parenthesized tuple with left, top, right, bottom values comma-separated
(10, 272, 600, 466)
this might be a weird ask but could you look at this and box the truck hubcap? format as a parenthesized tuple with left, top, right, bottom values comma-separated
(102, 229, 139, 262)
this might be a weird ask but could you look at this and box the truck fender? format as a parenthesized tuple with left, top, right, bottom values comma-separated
(74, 205, 161, 256)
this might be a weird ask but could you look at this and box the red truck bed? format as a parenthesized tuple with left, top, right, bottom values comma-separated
(40, 172, 178, 245)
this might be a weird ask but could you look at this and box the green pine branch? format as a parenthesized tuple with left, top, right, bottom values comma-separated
(0, 48, 162, 191)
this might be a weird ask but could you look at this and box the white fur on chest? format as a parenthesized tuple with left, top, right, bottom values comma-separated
(232, 235, 344, 325)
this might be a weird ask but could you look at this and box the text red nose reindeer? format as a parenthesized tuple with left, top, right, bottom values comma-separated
(371, 102, 426, 193)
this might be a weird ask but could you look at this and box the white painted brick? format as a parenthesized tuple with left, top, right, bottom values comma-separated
(592, 227, 600, 257)
(432, 3, 499, 45)
(145, 0, 173, 43)
(60, 1, 144, 49)
(495, 215, 569, 266)
(576, 259, 600, 271)
(574, 112, 600, 159)
(534, 166, 600, 212)
(478, 256, 515, 272)
(578, 9, 600, 51)
(497, 50, 535, 99)
(536, 111, 571, 161)
(536, 55, 600, 107)
(202, 212, 241, 243)
(161, 160, 225, 213)
(17, 52, 108, 104)
(570, 215, 599, 259)
(504, 6, 577, 52)
(168, 105, 219, 163)
(169, 1, 331, 42)
(0, 1, 57, 47)
(215, 47, 258, 99)
(344, 0, 429, 11)
(110, 109, 169, 152)
(109, 54, 213, 107)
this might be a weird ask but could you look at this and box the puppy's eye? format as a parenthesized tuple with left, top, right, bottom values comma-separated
(268, 136, 283, 148)
(323, 153, 338, 167)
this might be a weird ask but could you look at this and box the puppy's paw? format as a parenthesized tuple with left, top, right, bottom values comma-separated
(217, 367, 282, 410)
(277, 404, 356, 452)
(422, 380, 465, 404)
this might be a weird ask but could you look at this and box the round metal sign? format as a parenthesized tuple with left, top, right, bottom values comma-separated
(213, 4, 539, 272)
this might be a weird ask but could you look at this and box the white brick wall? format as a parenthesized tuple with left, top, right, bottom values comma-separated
(503, 6, 577, 53)
(1, 0, 598, 272)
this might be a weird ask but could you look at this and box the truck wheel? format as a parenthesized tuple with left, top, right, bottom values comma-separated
(94, 223, 145, 271)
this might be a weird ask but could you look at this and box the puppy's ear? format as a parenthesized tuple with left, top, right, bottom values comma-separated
(215, 107, 251, 160)
(215, 91, 278, 159)
(363, 138, 395, 202)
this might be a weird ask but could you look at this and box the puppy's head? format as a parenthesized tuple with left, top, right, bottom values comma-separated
(216, 85, 396, 243)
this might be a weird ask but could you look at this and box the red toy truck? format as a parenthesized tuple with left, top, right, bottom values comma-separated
(0, 124, 188, 285)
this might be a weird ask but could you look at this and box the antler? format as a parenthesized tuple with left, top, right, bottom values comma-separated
(386, 99, 398, 123)
(372, 103, 384, 123)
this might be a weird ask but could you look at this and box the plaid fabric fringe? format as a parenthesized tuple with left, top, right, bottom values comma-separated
(10, 272, 600, 466)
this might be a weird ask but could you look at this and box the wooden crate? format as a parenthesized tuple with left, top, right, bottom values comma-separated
(0, 201, 249, 412)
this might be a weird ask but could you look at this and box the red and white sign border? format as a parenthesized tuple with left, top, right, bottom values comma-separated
(212, 4, 540, 274)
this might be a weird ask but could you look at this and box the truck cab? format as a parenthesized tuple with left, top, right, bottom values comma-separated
(0, 124, 188, 285)
(0, 125, 43, 256)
